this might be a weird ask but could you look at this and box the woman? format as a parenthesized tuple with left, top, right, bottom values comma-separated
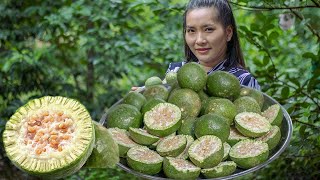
(167, 0, 260, 90)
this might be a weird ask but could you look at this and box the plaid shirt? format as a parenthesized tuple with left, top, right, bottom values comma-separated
(166, 60, 260, 90)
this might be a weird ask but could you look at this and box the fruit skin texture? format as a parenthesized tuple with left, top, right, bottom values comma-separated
(229, 139, 269, 169)
(201, 161, 237, 178)
(239, 87, 264, 110)
(108, 128, 139, 157)
(163, 157, 201, 179)
(122, 91, 147, 111)
(141, 98, 165, 115)
(206, 71, 240, 99)
(85, 121, 119, 169)
(204, 98, 237, 125)
(234, 96, 261, 114)
(127, 146, 163, 175)
(156, 135, 187, 157)
(107, 104, 142, 130)
(194, 113, 230, 142)
(177, 117, 197, 138)
(168, 88, 201, 119)
(177, 62, 207, 92)
(128, 127, 160, 146)
(145, 76, 163, 87)
(143, 84, 169, 101)
(2, 96, 95, 179)
(188, 135, 224, 168)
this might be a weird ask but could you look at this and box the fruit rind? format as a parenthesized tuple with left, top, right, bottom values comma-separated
(235, 112, 271, 138)
(156, 135, 187, 157)
(128, 127, 160, 146)
(108, 128, 139, 157)
(256, 125, 281, 150)
(163, 157, 201, 179)
(229, 139, 269, 169)
(201, 161, 237, 178)
(262, 104, 283, 127)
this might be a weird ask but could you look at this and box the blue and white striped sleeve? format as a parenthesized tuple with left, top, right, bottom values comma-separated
(238, 72, 260, 90)
(166, 62, 185, 73)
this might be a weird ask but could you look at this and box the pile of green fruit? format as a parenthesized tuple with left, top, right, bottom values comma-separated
(106, 62, 283, 179)
(2, 96, 120, 179)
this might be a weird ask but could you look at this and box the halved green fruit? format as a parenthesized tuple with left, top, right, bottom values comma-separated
(235, 112, 271, 138)
(156, 135, 187, 157)
(227, 126, 249, 146)
(149, 132, 176, 150)
(143, 84, 169, 101)
(256, 125, 281, 150)
(2, 96, 95, 179)
(234, 96, 261, 114)
(163, 157, 201, 179)
(177, 135, 194, 160)
(223, 142, 231, 161)
(144, 103, 181, 137)
(128, 127, 160, 146)
(127, 146, 163, 175)
(122, 91, 147, 111)
(85, 121, 119, 168)
(188, 135, 224, 168)
(201, 161, 237, 178)
(106, 104, 142, 130)
(108, 128, 139, 157)
(262, 104, 283, 127)
(229, 139, 269, 169)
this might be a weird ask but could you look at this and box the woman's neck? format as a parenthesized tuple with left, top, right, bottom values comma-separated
(199, 59, 226, 73)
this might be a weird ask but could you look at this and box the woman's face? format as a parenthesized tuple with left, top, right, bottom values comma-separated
(185, 7, 233, 68)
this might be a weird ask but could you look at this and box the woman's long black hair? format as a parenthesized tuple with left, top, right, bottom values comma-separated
(183, 0, 245, 69)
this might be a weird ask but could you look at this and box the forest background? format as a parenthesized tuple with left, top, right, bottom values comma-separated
(0, 0, 319, 179)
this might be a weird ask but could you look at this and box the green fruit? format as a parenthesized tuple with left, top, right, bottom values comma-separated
(206, 71, 241, 99)
(163, 157, 201, 179)
(85, 121, 119, 169)
(108, 128, 139, 157)
(2, 96, 95, 179)
(177, 117, 197, 138)
(194, 113, 230, 142)
(177, 135, 195, 160)
(256, 125, 281, 150)
(201, 161, 237, 178)
(156, 135, 187, 157)
(262, 104, 283, 127)
(229, 139, 269, 169)
(145, 76, 163, 87)
(177, 62, 207, 92)
(235, 112, 271, 138)
(204, 98, 237, 125)
(200, 96, 219, 115)
(188, 135, 224, 168)
(128, 127, 160, 146)
(122, 91, 147, 110)
(227, 126, 249, 146)
(143, 84, 169, 101)
(144, 103, 181, 137)
(165, 71, 178, 86)
(106, 104, 142, 130)
(127, 146, 163, 175)
(168, 88, 201, 119)
(223, 142, 231, 161)
(234, 96, 261, 114)
(197, 89, 209, 102)
(239, 87, 264, 109)
(141, 98, 166, 115)
(149, 132, 176, 150)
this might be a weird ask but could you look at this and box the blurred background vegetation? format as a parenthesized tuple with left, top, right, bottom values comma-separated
(0, 0, 319, 179)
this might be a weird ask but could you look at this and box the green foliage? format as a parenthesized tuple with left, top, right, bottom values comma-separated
(0, 0, 319, 179)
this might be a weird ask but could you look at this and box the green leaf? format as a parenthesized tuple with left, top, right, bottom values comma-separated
(281, 86, 290, 99)
(302, 52, 317, 61)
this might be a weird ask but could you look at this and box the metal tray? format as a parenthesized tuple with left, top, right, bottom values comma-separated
(99, 87, 293, 180)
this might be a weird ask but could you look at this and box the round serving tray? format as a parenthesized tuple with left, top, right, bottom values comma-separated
(99, 87, 293, 180)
